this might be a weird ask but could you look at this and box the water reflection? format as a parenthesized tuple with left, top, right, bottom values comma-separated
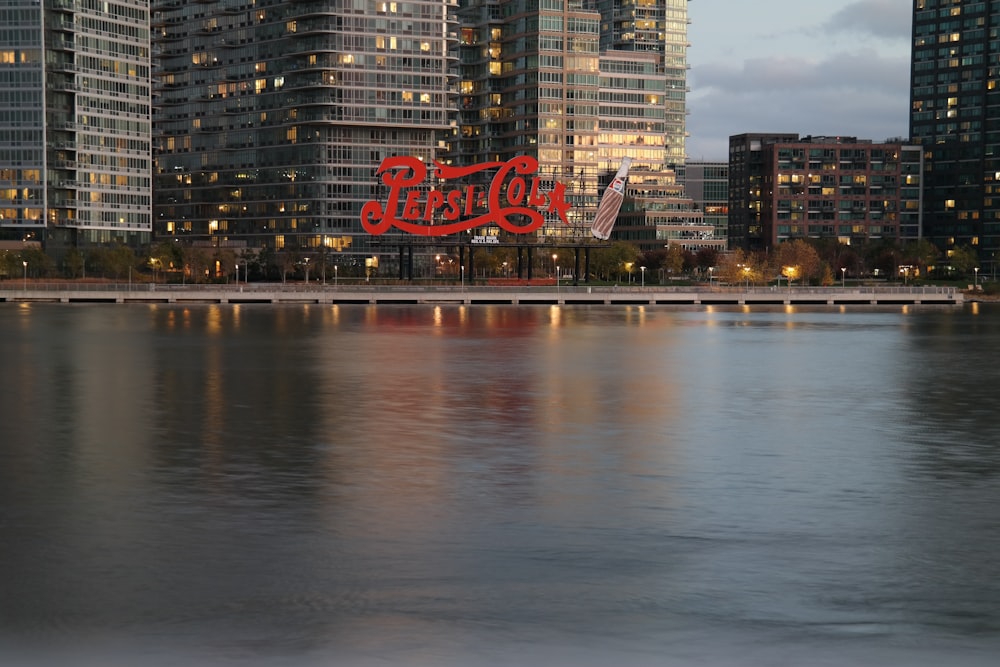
(2, 303, 1000, 666)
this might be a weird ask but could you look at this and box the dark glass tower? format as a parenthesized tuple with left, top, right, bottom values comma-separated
(152, 0, 459, 259)
(909, 0, 1000, 265)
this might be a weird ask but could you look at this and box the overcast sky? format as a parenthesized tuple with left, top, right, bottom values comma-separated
(685, 0, 913, 160)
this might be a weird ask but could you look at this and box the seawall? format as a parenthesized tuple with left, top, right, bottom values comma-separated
(0, 284, 964, 306)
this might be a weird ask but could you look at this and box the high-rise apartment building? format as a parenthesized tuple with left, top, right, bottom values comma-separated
(0, 0, 152, 249)
(152, 0, 459, 260)
(452, 0, 691, 241)
(729, 134, 923, 250)
(910, 0, 1000, 262)
(454, 0, 601, 237)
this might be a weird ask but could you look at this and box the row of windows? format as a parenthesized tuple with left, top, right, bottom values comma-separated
(0, 72, 41, 88)
(76, 210, 150, 226)
(78, 116, 150, 135)
(774, 200, 904, 210)
(0, 90, 42, 105)
(80, 153, 149, 170)
(0, 8, 39, 23)
(77, 36, 149, 60)
(0, 147, 43, 165)
(79, 16, 149, 42)
(77, 54, 147, 79)
(0, 48, 40, 64)
(80, 0, 148, 21)
(78, 98, 151, 120)
(77, 135, 150, 153)
(0, 29, 40, 45)
(0, 128, 42, 142)
(0, 167, 38, 181)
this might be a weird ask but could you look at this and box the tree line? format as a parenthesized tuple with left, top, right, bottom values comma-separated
(0, 237, 985, 286)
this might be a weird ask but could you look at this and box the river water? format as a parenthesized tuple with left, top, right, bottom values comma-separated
(2, 302, 1000, 666)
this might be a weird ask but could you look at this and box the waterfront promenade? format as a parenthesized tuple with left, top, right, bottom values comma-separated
(0, 282, 964, 306)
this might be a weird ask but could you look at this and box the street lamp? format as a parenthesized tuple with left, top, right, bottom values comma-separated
(743, 265, 750, 290)
(552, 253, 557, 278)
(461, 264, 465, 291)
(841, 267, 846, 287)
(334, 264, 338, 288)
(556, 265, 560, 292)
(304, 257, 310, 284)
(975, 266, 979, 289)
(22, 260, 27, 290)
(784, 266, 796, 292)
(235, 263, 239, 285)
(640, 265, 646, 287)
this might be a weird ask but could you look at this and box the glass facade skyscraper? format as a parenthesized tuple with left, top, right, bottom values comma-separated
(0, 0, 152, 248)
(910, 0, 1000, 262)
(454, 0, 690, 241)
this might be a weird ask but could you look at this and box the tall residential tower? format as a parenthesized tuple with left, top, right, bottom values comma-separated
(910, 0, 1000, 263)
(0, 0, 152, 249)
(152, 0, 459, 259)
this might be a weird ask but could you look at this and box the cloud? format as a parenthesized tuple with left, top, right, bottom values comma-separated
(686, 49, 910, 159)
(823, 0, 911, 40)
(691, 48, 908, 95)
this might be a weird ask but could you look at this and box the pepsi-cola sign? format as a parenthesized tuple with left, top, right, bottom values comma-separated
(361, 155, 570, 236)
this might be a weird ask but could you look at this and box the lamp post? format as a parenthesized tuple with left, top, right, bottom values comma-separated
(235, 263, 239, 285)
(552, 253, 557, 278)
(556, 265, 560, 293)
(334, 264, 338, 288)
(461, 264, 465, 291)
(640, 265, 646, 287)
(841, 267, 846, 287)
(975, 266, 979, 290)
(22, 260, 27, 290)
(743, 265, 750, 291)
(304, 257, 310, 284)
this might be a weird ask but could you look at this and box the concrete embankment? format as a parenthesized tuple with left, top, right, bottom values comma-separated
(0, 284, 964, 306)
